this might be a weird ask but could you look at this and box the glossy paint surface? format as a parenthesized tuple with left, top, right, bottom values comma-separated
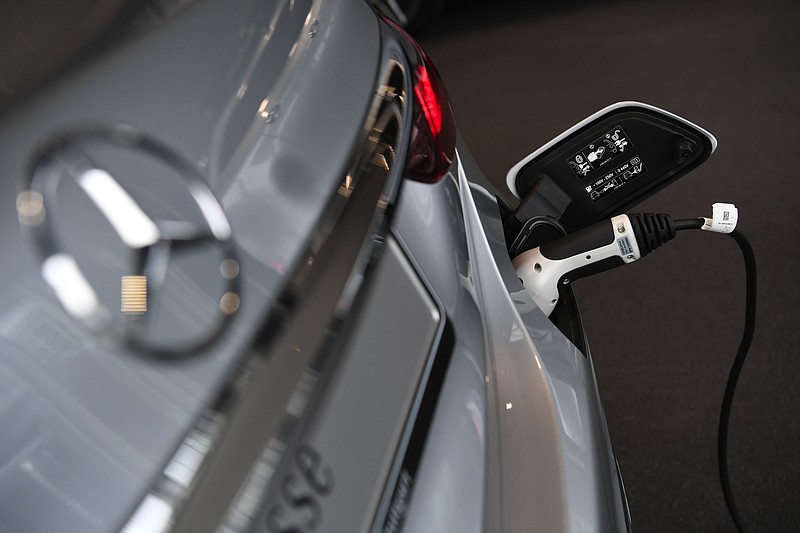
(0, 0, 628, 530)
(393, 139, 627, 531)
(0, 0, 379, 530)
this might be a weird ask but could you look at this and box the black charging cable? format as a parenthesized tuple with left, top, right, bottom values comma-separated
(674, 218, 756, 533)
(621, 215, 756, 533)
(514, 210, 756, 532)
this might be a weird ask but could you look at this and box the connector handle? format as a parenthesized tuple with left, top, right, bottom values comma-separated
(513, 215, 641, 316)
(513, 212, 681, 316)
(539, 217, 616, 260)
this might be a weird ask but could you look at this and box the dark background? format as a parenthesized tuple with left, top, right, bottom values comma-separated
(418, 1, 800, 531)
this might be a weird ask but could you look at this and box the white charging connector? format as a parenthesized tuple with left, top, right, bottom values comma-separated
(512, 214, 641, 316)
(512, 205, 739, 316)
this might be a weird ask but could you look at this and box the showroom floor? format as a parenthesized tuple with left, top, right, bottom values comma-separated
(420, 0, 800, 531)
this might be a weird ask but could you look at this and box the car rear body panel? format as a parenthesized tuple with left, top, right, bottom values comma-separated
(392, 142, 628, 532)
(0, 0, 384, 530)
(0, 0, 629, 531)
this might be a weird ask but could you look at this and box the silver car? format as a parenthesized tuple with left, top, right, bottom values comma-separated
(3, 0, 717, 531)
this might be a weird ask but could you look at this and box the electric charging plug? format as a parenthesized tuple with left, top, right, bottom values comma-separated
(512, 202, 753, 533)
(513, 204, 738, 316)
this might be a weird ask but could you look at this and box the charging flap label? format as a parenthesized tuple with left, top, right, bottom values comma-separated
(584, 155, 648, 202)
(568, 125, 633, 178)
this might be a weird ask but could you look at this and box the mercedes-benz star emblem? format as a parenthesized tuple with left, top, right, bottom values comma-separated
(19, 124, 240, 358)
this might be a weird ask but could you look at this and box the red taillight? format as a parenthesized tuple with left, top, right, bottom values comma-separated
(414, 65, 443, 135)
(384, 17, 457, 183)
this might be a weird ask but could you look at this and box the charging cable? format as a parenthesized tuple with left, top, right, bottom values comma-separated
(513, 203, 756, 533)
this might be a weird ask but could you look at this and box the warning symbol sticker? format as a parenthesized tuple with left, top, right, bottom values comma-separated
(568, 125, 633, 179)
(585, 155, 647, 202)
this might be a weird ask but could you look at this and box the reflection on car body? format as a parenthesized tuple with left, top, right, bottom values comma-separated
(0, 0, 630, 531)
